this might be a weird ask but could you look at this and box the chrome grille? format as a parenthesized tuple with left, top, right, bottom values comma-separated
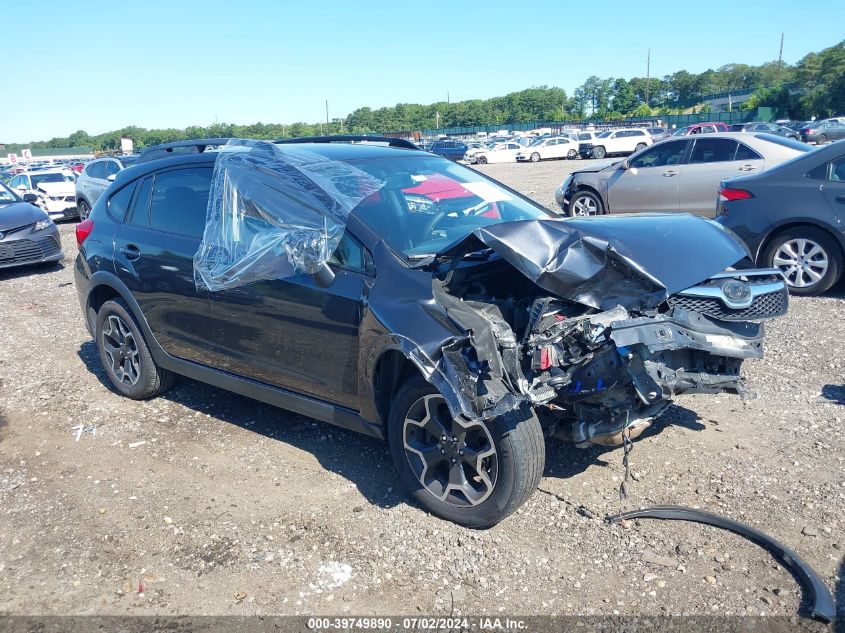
(669, 290, 786, 321)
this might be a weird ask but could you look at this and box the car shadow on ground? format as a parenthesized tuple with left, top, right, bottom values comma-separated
(76, 340, 402, 511)
(836, 555, 844, 633)
(0, 261, 65, 282)
(544, 403, 704, 481)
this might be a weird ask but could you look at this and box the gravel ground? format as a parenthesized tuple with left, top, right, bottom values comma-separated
(0, 160, 843, 622)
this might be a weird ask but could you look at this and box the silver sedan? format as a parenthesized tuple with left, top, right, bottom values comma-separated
(555, 133, 811, 218)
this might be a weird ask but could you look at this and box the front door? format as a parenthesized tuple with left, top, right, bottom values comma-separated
(607, 140, 687, 214)
(205, 231, 370, 410)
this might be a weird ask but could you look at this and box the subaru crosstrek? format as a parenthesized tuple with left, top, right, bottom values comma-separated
(74, 136, 787, 527)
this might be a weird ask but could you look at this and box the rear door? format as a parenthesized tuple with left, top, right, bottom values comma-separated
(816, 154, 845, 218)
(112, 164, 217, 365)
(678, 137, 763, 216)
(84, 161, 110, 204)
(607, 140, 687, 213)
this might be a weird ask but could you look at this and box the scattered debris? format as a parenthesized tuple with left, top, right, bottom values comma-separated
(234, 591, 247, 601)
(71, 424, 96, 441)
(309, 562, 353, 593)
(607, 505, 836, 623)
(128, 441, 146, 448)
(640, 549, 677, 568)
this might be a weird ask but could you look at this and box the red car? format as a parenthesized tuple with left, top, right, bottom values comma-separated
(672, 122, 729, 136)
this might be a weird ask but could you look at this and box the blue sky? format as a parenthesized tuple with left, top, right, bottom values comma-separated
(5, 0, 844, 143)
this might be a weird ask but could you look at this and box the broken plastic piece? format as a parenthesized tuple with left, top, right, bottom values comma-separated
(606, 505, 835, 623)
(194, 139, 384, 291)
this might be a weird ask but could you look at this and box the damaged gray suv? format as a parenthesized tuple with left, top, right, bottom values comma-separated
(74, 137, 788, 527)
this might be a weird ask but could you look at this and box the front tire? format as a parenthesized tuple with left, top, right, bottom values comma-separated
(387, 374, 544, 528)
(567, 149, 578, 159)
(764, 227, 842, 296)
(477, 155, 488, 164)
(530, 152, 541, 162)
(95, 299, 174, 399)
(568, 190, 604, 216)
(592, 146, 606, 159)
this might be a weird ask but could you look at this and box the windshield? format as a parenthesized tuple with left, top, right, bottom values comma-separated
(347, 154, 552, 260)
(31, 172, 74, 187)
(597, 131, 613, 138)
(529, 138, 545, 146)
(672, 127, 691, 136)
(0, 180, 19, 204)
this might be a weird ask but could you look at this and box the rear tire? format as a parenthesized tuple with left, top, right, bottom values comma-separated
(764, 227, 842, 296)
(634, 142, 647, 152)
(77, 199, 91, 221)
(95, 299, 174, 399)
(817, 134, 827, 144)
(592, 146, 606, 159)
(567, 149, 578, 159)
(387, 373, 545, 527)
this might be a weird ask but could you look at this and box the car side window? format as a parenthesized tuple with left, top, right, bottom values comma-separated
(88, 161, 107, 179)
(327, 231, 368, 273)
(734, 142, 762, 161)
(148, 166, 213, 238)
(630, 140, 686, 168)
(104, 161, 120, 177)
(127, 177, 153, 225)
(689, 138, 738, 164)
(107, 182, 137, 222)
(9, 176, 20, 188)
(807, 156, 845, 181)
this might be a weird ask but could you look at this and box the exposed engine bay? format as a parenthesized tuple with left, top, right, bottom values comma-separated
(418, 219, 788, 447)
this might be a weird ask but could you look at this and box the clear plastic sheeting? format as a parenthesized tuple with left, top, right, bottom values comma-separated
(194, 139, 385, 292)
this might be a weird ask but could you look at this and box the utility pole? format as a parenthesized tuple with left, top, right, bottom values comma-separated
(325, 100, 329, 132)
(776, 32, 784, 84)
(447, 91, 450, 104)
(645, 48, 651, 107)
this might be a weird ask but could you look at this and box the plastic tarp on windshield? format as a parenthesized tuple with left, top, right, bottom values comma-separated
(194, 139, 384, 292)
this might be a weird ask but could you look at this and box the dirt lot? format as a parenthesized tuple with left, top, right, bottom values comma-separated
(0, 159, 843, 622)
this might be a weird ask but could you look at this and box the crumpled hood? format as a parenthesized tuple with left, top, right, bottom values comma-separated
(0, 202, 49, 231)
(36, 181, 74, 197)
(572, 159, 618, 174)
(434, 214, 750, 311)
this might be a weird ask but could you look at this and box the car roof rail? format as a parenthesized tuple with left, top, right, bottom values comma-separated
(137, 138, 234, 163)
(275, 135, 419, 150)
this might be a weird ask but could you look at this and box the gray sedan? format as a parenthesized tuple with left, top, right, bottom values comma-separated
(555, 133, 810, 218)
(0, 181, 64, 271)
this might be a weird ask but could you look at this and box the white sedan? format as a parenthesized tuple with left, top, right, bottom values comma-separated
(516, 137, 580, 162)
(473, 142, 523, 164)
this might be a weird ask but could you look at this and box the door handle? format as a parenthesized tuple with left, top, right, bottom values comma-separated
(663, 170, 678, 177)
(120, 244, 141, 260)
(738, 165, 757, 171)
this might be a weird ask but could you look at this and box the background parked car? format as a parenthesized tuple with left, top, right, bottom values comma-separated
(728, 122, 801, 140)
(428, 139, 468, 161)
(474, 142, 523, 164)
(0, 179, 64, 270)
(74, 155, 139, 220)
(556, 133, 809, 217)
(8, 169, 77, 221)
(516, 137, 579, 162)
(578, 128, 651, 159)
(717, 140, 845, 296)
(646, 127, 671, 142)
(799, 120, 845, 144)
(672, 122, 730, 136)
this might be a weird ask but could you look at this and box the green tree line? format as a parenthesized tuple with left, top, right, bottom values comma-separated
(6, 40, 843, 153)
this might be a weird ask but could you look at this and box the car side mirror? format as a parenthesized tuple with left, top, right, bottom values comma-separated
(311, 262, 336, 288)
(619, 160, 629, 170)
(22, 193, 38, 203)
(107, 174, 116, 182)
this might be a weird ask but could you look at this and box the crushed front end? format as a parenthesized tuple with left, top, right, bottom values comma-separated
(417, 217, 787, 447)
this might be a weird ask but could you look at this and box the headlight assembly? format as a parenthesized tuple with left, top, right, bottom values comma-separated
(34, 218, 53, 231)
